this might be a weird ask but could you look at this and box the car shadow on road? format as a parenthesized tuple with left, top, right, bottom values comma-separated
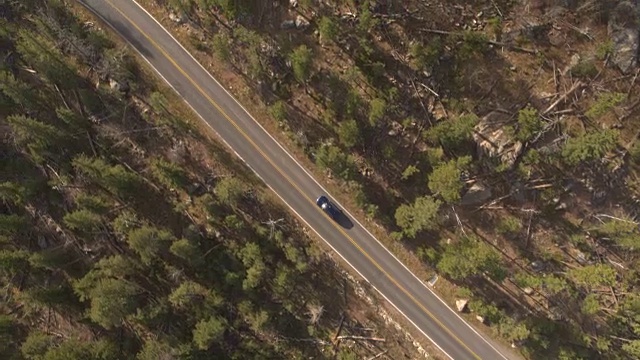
(334, 210, 354, 230)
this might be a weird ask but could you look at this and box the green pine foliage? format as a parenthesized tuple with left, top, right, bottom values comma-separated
(437, 234, 506, 281)
(428, 156, 471, 203)
(562, 129, 618, 165)
(515, 105, 542, 142)
(424, 114, 478, 149)
(290, 45, 313, 83)
(394, 196, 442, 238)
(315, 143, 357, 180)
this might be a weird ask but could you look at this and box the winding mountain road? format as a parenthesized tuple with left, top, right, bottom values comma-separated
(78, 1, 517, 359)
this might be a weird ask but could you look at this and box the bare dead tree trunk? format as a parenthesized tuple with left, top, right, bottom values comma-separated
(419, 28, 538, 54)
(336, 335, 386, 342)
(366, 350, 389, 360)
(541, 81, 584, 115)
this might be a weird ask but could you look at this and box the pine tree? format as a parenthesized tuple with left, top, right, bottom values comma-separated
(212, 33, 231, 63)
(290, 45, 313, 83)
(21, 331, 54, 360)
(394, 196, 442, 238)
(72, 155, 142, 198)
(63, 209, 103, 234)
(169, 280, 222, 317)
(149, 158, 189, 190)
(193, 316, 227, 350)
(368, 98, 386, 127)
(315, 144, 357, 181)
(515, 105, 542, 142)
(437, 234, 505, 281)
(568, 264, 617, 289)
(0, 315, 21, 359)
(7, 115, 66, 163)
(318, 16, 338, 44)
(136, 338, 181, 360)
(425, 114, 477, 149)
(239, 242, 269, 291)
(338, 119, 361, 148)
(0, 182, 27, 206)
(562, 129, 618, 165)
(428, 156, 471, 203)
(127, 226, 174, 264)
(170, 238, 203, 267)
(85, 278, 139, 329)
(214, 177, 245, 206)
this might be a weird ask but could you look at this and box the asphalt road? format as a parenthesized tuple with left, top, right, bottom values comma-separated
(78, 1, 517, 359)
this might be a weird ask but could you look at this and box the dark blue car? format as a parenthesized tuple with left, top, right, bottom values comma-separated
(316, 195, 339, 220)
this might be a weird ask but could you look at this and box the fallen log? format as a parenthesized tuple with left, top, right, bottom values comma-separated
(336, 335, 386, 342)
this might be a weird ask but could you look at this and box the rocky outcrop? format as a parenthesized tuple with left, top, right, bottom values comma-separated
(608, 1, 640, 74)
(461, 180, 493, 206)
(169, 11, 186, 24)
(295, 15, 310, 30)
(456, 299, 469, 312)
(473, 110, 523, 168)
(280, 15, 311, 31)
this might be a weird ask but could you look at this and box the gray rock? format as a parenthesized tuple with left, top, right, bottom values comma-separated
(37, 235, 48, 249)
(168, 140, 188, 164)
(109, 78, 120, 90)
(523, 287, 535, 295)
(608, 1, 640, 74)
(530, 260, 546, 272)
(295, 15, 310, 30)
(387, 121, 403, 136)
(549, 306, 563, 321)
(555, 202, 568, 211)
(169, 12, 185, 24)
(576, 251, 591, 265)
(461, 180, 493, 206)
(563, 53, 581, 75)
(280, 19, 296, 30)
(427, 274, 439, 287)
(109, 78, 128, 93)
(187, 182, 206, 197)
(512, 181, 526, 203)
(456, 299, 469, 312)
(501, 17, 550, 44)
(473, 110, 523, 168)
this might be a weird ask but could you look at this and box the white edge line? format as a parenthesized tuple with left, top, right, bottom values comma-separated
(99, 1, 508, 359)
(80, 6, 454, 359)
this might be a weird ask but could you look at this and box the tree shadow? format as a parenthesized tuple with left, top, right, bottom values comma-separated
(82, 10, 154, 60)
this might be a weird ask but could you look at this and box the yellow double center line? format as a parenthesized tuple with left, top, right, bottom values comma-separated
(100, 1, 483, 359)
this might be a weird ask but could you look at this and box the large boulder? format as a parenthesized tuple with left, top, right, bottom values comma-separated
(169, 11, 186, 24)
(456, 299, 469, 312)
(608, 1, 640, 74)
(461, 180, 493, 206)
(280, 19, 296, 30)
(295, 15, 310, 30)
(473, 110, 523, 168)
